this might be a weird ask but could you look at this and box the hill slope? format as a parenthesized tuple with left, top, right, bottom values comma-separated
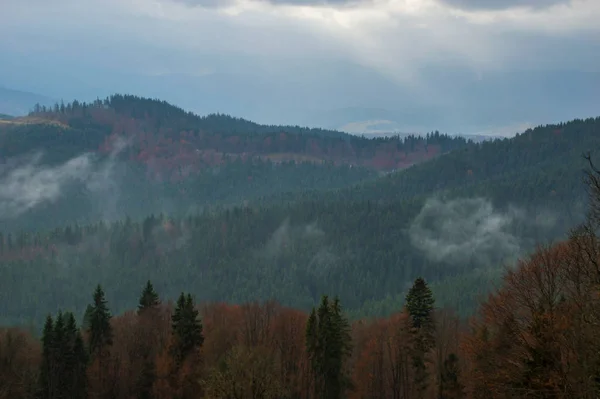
(0, 94, 470, 230)
(0, 115, 598, 326)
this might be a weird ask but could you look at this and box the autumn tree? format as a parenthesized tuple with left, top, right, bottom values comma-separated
(0, 327, 40, 399)
(203, 345, 283, 399)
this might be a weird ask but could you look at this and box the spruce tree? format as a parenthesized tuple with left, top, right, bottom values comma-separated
(137, 280, 160, 314)
(136, 281, 161, 399)
(87, 284, 113, 356)
(305, 295, 353, 399)
(405, 277, 435, 331)
(405, 277, 436, 398)
(64, 312, 88, 399)
(441, 353, 464, 398)
(53, 311, 67, 397)
(170, 292, 204, 365)
(36, 314, 54, 399)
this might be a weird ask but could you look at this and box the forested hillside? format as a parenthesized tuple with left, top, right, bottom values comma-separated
(0, 94, 471, 231)
(0, 114, 598, 327)
(12, 94, 469, 172)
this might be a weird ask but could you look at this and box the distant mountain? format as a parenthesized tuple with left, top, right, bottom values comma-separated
(354, 131, 503, 143)
(0, 86, 55, 116)
(1, 94, 470, 175)
(0, 93, 471, 231)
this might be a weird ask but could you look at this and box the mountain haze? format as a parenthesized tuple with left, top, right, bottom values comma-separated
(0, 95, 597, 326)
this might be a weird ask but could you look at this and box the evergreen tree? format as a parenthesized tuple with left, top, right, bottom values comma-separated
(136, 358, 157, 399)
(440, 353, 464, 399)
(36, 314, 54, 399)
(36, 312, 88, 399)
(137, 280, 160, 314)
(87, 284, 113, 356)
(136, 281, 161, 399)
(64, 312, 88, 399)
(405, 277, 435, 331)
(305, 295, 353, 399)
(405, 277, 436, 398)
(53, 311, 67, 397)
(170, 292, 204, 365)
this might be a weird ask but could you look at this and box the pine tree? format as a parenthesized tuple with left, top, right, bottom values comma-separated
(405, 277, 435, 332)
(170, 292, 204, 365)
(136, 358, 157, 399)
(53, 311, 67, 397)
(37, 312, 88, 399)
(405, 277, 436, 398)
(440, 353, 464, 399)
(136, 281, 161, 399)
(87, 284, 113, 356)
(137, 280, 160, 315)
(305, 295, 353, 399)
(64, 312, 88, 399)
(36, 314, 54, 399)
(86, 285, 114, 399)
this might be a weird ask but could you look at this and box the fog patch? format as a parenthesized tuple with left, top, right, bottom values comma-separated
(408, 197, 558, 267)
(0, 136, 129, 220)
(264, 218, 325, 259)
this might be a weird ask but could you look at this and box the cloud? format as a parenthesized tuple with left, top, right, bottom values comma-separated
(436, 0, 569, 11)
(264, 218, 325, 259)
(0, 137, 129, 220)
(172, 0, 371, 7)
(0, 153, 93, 218)
(0, 0, 598, 131)
(407, 197, 558, 267)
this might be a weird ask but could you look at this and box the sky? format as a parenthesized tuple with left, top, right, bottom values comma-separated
(1, 0, 599, 135)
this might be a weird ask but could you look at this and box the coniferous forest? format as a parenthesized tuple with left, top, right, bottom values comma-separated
(1, 95, 600, 398)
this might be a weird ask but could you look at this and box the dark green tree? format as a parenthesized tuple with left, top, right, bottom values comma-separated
(305, 295, 353, 399)
(36, 314, 54, 399)
(137, 280, 161, 314)
(170, 292, 204, 365)
(53, 311, 67, 397)
(405, 277, 435, 331)
(87, 284, 113, 356)
(36, 312, 88, 399)
(405, 277, 436, 398)
(64, 312, 88, 399)
(136, 281, 161, 399)
(440, 353, 464, 399)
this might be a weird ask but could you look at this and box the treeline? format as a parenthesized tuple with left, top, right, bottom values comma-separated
(1, 275, 454, 399)
(20, 94, 471, 170)
(277, 116, 600, 208)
